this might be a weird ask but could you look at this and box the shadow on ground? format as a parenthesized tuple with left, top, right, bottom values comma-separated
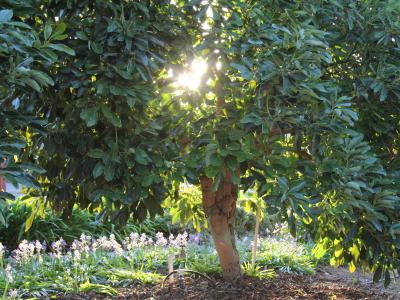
(62, 267, 400, 300)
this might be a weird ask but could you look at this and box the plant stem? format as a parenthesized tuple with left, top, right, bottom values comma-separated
(2, 282, 9, 300)
(251, 205, 261, 270)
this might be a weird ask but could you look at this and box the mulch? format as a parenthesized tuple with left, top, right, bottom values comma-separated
(60, 268, 400, 300)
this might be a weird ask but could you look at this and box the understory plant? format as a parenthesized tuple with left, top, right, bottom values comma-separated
(0, 232, 316, 298)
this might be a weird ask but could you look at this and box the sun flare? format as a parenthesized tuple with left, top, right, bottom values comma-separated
(174, 59, 208, 91)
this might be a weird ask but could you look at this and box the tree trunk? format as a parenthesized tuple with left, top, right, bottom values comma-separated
(200, 172, 242, 281)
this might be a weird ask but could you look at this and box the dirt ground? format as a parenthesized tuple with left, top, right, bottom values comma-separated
(63, 267, 400, 300)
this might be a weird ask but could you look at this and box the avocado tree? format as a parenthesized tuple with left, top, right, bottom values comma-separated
(167, 0, 400, 281)
(1, 0, 187, 222)
(0, 6, 72, 225)
(3, 0, 399, 282)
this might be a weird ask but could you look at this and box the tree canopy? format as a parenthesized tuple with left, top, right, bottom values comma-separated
(0, 0, 399, 283)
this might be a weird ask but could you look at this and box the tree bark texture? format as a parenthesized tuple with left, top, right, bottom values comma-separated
(200, 171, 242, 281)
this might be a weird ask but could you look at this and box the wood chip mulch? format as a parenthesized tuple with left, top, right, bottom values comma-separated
(60, 268, 400, 300)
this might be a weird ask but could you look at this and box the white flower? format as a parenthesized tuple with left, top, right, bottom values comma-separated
(169, 232, 188, 248)
(175, 232, 188, 248)
(109, 235, 123, 255)
(168, 234, 175, 246)
(14, 240, 35, 264)
(73, 250, 81, 263)
(5, 264, 13, 283)
(80, 233, 90, 243)
(71, 239, 79, 251)
(93, 235, 123, 255)
(129, 232, 139, 241)
(0, 242, 4, 258)
(34, 240, 43, 253)
(91, 239, 99, 252)
(123, 232, 144, 251)
(8, 289, 18, 299)
(155, 232, 168, 247)
(51, 238, 66, 259)
(138, 233, 148, 247)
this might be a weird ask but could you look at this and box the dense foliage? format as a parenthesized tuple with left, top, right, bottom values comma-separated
(0, 5, 73, 225)
(0, 0, 399, 283)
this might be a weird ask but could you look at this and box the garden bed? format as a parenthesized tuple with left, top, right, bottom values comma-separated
(2, 234, 398, 299)
(62, 267, 399, 300)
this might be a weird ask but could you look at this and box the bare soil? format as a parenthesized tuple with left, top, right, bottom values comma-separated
(61, 267, 400, 300)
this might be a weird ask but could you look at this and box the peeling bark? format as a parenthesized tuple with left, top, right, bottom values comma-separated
(200, 172, 242, 281)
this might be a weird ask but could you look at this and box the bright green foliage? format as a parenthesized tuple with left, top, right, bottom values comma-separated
(164, 183, 207, 232)
(0, 0, 399, 284)
(241, 262, 275, 280)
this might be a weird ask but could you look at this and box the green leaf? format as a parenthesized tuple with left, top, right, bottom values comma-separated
(30, 70, 54, 86)
(205, 165, 219, 178)
(9, 30, 33, 46)
(18, 163, 46, 174)
(91, 42, 103, 54)
(114, 67, 134, 80)
(127, 96, 136, 108)
(134, 149, 150, 165)
(345, 181, 362, 192)
(211, 173, 222, 192)
(47, 43, 76, 56)
(209, 155, 223, 167)
(384, 270, 391, 287)
(290, 181, 306, 193)
(231, 171, 240, 185)
(312, 243, 327, 259)
(142, 175, 154, 187)
(373, 266, 383, 283)
(104, 163, 115, 181)
(379, 86, 388, 101)
(0, 211, 6, 226)
(44, 23, 53, 40)
(92, 162, 104, 178)
(76, 31, 88, 40)
(1, 138, 27, 149)
(0, 191, 15, 200)
(288, 211, 296, 237)
(304, 39, 327, 48)
(80, 107, 99, 127)
(226, 156, 237, 171)
(349, 260, 356, 273)
(25, 212, 35, 232)
(228, 129, 244, 141)
(248, 39, 263, 45)
(40, 48, 58, 62)
(230, 63, 253, 80)
(240, 113, 262, 125)
(53, 23, 67, 35)
(21, 78, 41, 92)
(0, 9, 13, 22)
(88, 149, 105, 158)
(101, 106, 122, 127)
